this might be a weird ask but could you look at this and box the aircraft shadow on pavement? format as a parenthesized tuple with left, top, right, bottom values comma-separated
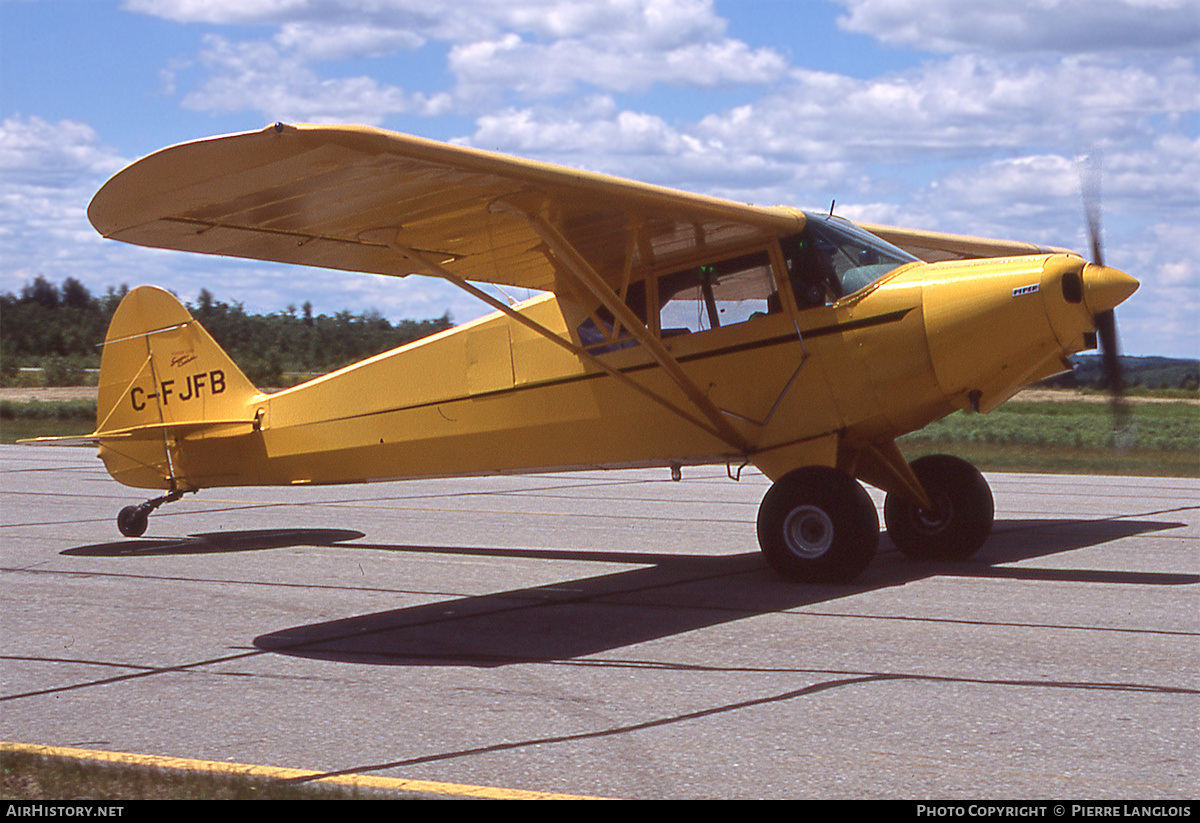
(253, 515, 1194, 668)
(61, 528, 366, 557)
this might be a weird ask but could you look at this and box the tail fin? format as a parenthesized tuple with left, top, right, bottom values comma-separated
(96, 286, 259, 489)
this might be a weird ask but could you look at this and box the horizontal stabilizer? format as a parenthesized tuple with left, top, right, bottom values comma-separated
(19, 419, 257, 447)
(17, 434, 102, 446)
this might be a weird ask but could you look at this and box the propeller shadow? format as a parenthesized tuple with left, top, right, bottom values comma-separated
(253, 514, 1193, 668)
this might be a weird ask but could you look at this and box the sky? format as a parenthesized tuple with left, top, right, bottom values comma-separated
(1, 0, 1197, 358)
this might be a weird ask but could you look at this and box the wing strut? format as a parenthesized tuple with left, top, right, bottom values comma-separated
(385, 240, 742, 452)
(490, 202, 751, 454)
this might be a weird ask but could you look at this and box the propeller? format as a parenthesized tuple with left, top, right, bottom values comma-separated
(1080, 150, 1130, 433)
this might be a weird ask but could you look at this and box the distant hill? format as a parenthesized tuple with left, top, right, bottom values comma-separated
(1038, 355, 1198, 392)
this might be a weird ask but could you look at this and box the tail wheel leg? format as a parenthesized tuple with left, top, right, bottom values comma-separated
(884, 454, 993, 561)
(116, 489, 186, 538)
(757, 465, 879, 583)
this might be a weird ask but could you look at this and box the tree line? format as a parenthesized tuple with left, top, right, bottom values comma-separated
(3, 276, 1195, 393)
(1, 276, 453, 387)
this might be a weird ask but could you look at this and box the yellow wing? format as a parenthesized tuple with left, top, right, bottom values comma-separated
(89, 123, 804, 293)
(90, 122, 1078, 285)
(856, 222, 1076, 262)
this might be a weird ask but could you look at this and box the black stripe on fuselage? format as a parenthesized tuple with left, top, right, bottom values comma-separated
(673, 307, 913, 365)
(305, 307, 914, 424)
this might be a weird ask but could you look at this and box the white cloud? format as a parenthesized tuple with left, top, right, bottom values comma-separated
(468, 99, 808, 204)
(777, 55, 1196, 158)
(122, 0, 313, 24)
(180, 35, 449, 123)
(835, 0, 1200, 53)
(122, 0, 738, 50)
(26, 1, 1193, 356)
(0, 114, 479, 322)
(132, 0, 786, 117)
(669, 51, 1200, 221)
(0, 118, 162, 303)
(0, 111, 503, 325)
(1115, 219, 1198, 357)
(124, 0, 729, 42)
(274, 22, 425, 61)
(449, 34, 785, 100)
(456, 43, 1198, 356)
(0, 117, 125, 273)
(0, 117, 124, 187)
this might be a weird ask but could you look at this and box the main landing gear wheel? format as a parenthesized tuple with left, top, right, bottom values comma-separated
(757, 465, 879, 583)
(884, 454, 993, 562)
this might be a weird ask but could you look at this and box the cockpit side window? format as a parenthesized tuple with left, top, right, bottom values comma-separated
(781, 233, 836, 309)
(658, 250, 779, 336)
(575, 222, 909, 351)
(784, 216, 918, 308)
(577, 278, 648, 354)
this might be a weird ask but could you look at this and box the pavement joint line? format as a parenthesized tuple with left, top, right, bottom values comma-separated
(0, 741, 608, 800)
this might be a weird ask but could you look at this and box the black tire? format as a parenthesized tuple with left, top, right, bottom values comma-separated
(884, 454, 993, 561)
(117, 505, 148, 538)
(757, 466, 879, 583)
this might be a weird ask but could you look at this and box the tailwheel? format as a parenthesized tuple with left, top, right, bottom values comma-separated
(884, 454, 993, 561)
(115, 489, 187, 538)
(117, 505, 150, 538)
(757, 466, 879, 583)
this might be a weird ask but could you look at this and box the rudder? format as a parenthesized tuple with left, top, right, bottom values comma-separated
(96, 286, 259, 489)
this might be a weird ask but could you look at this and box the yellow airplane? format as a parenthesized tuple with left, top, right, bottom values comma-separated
(71, 123, 1137, 583)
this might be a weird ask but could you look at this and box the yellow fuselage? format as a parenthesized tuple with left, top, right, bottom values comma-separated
(99, 251, 1112, 493)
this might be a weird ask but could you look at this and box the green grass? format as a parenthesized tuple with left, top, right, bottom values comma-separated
(0, 398, 96, 421)
(0, 750, 377, 801)
(3, 396, 1197, 476)
(0, 399, 96, 443)
(898, 399, 1198, 476)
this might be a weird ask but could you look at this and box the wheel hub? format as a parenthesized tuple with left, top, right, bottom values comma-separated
(783, 505, 834, 558)
(915, 492, 953, 534)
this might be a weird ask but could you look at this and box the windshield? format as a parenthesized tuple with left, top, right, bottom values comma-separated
(793, 214, 918, 300)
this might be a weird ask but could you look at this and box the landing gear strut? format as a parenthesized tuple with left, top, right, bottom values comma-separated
(884, 454, 993, 561)
(116, 489, 187, 538)
(757, 465, 879, 583)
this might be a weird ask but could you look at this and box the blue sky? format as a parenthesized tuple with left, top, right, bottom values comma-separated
(2, 0, 1198, 357)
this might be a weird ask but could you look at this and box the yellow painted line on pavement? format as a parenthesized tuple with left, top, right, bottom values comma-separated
(2, 741, 607, 800)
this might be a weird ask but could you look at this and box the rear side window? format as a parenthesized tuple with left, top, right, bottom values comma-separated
(659, 251, 780, 335)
